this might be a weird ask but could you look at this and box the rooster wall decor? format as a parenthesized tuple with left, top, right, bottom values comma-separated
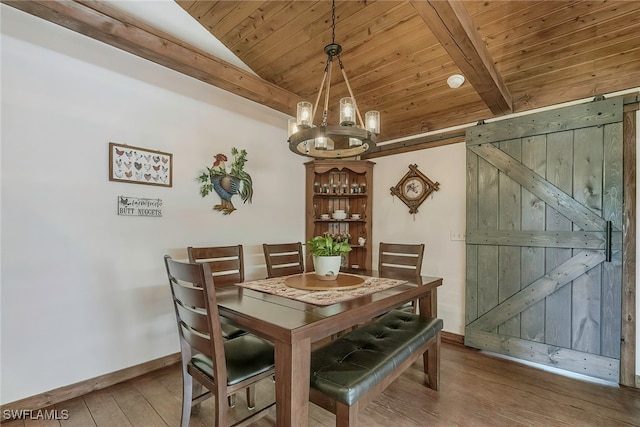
(198, 147, 253, 215)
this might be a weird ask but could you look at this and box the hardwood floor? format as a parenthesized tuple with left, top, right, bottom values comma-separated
(4, 343, 639, 426)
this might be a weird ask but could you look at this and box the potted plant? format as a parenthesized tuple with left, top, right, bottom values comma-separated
(306, 232, 352, 281)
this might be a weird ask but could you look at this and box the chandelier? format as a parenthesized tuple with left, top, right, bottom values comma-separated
(287, 0, 380, 159)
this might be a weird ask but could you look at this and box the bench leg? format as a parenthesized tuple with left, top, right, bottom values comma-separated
(424, 332, 441, 391)
(335, 401, 358, 427)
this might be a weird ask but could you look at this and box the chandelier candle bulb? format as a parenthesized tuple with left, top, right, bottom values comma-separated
(340, 97, 356, 126)
(288, 118, 299, 137)
(349, 138, 362, 147)
(365, 111, 380, 135)
(297, 102, 313, 128)
(315, 136, 328, 150)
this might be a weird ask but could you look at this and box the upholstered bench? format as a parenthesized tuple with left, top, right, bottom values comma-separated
(310, 309, 443, 427)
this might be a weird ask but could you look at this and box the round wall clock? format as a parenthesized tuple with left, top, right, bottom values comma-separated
(390, 164, 440, 214)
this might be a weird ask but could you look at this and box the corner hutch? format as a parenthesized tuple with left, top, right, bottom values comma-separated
(305, 160, 374, 271)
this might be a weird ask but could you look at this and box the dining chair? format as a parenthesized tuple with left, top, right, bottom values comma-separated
(187, 245, 245, 285)
(262, 242, 305, 278)
(164, 255, 275, 427)
(187, 245, 247, 341)
(378, 242, 425, 313)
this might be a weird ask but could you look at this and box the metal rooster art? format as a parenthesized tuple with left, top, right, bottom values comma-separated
(198, 147, 253, 215)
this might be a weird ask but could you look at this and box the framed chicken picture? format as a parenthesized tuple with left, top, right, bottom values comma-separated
(109, 142, 172, 187)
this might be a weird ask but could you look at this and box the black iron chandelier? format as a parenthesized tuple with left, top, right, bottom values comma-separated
(287, 0, 380, 159)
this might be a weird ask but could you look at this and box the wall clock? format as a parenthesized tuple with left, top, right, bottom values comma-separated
(390, 164, 440, 214)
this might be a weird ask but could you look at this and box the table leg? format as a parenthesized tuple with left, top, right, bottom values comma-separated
(275, 337, 311, 427)
(418, 287, 438, 317)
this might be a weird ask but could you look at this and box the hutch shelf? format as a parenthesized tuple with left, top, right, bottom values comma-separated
(305, 160, 374, 271)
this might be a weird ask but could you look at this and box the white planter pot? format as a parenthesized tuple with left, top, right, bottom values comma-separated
(313, 255, 342, 281)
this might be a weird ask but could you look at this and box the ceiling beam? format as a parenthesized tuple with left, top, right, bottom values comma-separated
(2, 0, 299, 116)
(410, 0, 512, 115)
(362, 129, 466, 159)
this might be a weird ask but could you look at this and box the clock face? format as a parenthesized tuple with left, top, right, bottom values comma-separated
(403, 178, 424, 200)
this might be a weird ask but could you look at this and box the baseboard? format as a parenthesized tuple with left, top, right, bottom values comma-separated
(441, 331, 465, 345)
(0, 352, 181, 419)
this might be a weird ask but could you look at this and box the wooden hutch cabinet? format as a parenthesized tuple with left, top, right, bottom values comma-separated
(305, 160, 374, 271)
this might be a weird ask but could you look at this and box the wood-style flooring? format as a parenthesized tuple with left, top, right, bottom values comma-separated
(4, 343, 639, 426)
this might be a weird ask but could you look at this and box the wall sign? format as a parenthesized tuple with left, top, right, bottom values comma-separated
(109, 142, 172, 187)
(118, 196, 163, 217)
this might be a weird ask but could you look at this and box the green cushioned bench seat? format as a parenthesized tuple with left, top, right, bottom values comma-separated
(309, 309, 443, 426)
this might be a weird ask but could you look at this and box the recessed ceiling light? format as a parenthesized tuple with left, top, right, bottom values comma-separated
(447, 74, 465, 89)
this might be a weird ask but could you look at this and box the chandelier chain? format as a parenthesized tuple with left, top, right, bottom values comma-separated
(331, 0, 336, 44)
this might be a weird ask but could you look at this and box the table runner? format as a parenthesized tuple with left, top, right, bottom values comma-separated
(235, 275, 407, 306)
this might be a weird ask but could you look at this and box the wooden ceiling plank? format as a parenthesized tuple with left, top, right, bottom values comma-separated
(464, 1, 544, 26)
(178, 0, 216, 20)
(194, 1, 238, 33)
(261, 2, 416, 87)
(512, 60, 640, 112)
(509, 53, 640, 95)
(496, 18, 640, 77)
(363, 129, 466, 159)
(275, 15, 431, 96)
(213, 1, 268, 42)
(250, 1, 369, 77)
(479, 1, 632, 52)
(3, 0, 298, 115)
(410, 0, 513, 115)
(504, 36, 640, 87)
(380, 102, 490, 141)
(224, 1, 319, 55)
(485, 1, 640, 67)
(220, 1, 292, 50)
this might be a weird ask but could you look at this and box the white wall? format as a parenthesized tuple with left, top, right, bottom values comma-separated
(0, 6, 305, 404)
(372, 144, 467, 334)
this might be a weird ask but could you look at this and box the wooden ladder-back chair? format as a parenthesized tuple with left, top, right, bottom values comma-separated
(262, 242, 305, 278)
(188, 245, 247, 341)
(378, 242, 425, 313)
(187, 245, 245, 285)
(164, 255, 275, 427)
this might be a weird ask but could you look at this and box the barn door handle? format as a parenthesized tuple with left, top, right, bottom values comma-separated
(605, 220, 612, 262)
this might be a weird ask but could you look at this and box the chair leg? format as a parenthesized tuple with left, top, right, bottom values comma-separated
(424, 333, 441, 391)
(181, 369, 193, 427)
(335, 401, 358, 427)
(246, 385, 256, 409)
(214, 394, 228, 427)
(228, 393, 236, 408)
(192, 381, 203, 414)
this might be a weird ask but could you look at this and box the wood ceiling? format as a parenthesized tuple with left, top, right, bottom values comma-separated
(4, 1, 640, 152)
(175, 0, 640, 143)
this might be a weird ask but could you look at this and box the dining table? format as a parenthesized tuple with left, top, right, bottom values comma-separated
(214, 269, 443, 427)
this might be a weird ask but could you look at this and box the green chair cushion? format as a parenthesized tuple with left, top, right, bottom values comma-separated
(191, 334, 274, 386)
(310, 309, 443, 405)
(221, 323, 247, 339)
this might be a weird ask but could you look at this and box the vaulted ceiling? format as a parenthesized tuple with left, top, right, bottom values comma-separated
(4, 1, 640, 155)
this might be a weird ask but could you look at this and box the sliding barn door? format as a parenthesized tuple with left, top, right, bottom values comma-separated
(465, 97, 623, 382)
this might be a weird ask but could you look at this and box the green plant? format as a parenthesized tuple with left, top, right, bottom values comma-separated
(306, 232, 352, 257)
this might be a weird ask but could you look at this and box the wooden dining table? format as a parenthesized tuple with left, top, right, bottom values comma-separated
(214, 270, 443, 427)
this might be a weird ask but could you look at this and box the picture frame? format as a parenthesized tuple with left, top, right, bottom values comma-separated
(109, 142, 172, 187)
